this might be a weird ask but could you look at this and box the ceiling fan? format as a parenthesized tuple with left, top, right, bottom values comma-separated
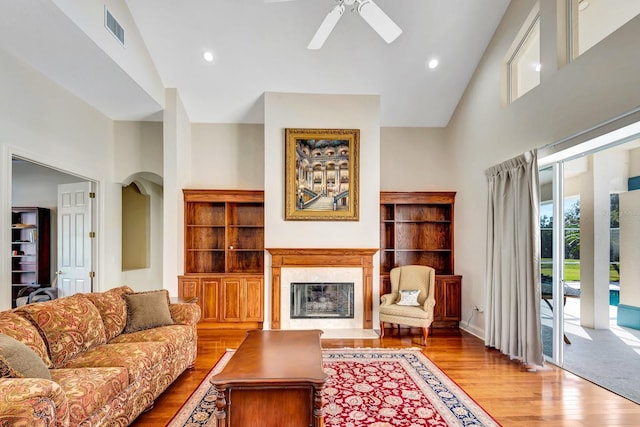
(265, 0, 403, 50)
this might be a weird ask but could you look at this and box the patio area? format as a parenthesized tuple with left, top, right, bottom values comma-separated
(541, 292, 640, 404)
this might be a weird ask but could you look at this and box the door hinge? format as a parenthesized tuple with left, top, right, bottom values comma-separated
(89, 271, 95, 278)
(89, 192, 96, 199)
(89, 231, 96, 238)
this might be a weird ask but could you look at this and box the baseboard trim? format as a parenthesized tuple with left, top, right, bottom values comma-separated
(459, 322, 484, 339)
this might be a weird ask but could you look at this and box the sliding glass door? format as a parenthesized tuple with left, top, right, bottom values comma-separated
(539, 164, 566, 364)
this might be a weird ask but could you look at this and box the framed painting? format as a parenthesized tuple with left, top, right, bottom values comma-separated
(285, 128, 360, 221)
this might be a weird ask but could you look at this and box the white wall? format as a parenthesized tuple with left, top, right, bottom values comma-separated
(163, 89, 191, 295)
(52, 0, 165, 106)
(263, 92, 381, 327)
(114, 121, 163, 182)
(380, 127, 453, 191)
(620, 191, 640, 306)
(448, 1, 640, 335)
(0, 49, 121, 309)
(264, 92, 380, 249)
(190, 124, 264, 190)
(113, 121, 164, 290)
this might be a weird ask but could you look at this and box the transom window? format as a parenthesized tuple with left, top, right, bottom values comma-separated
(507, 8, 541, 103)
(570, 0, 640, 58)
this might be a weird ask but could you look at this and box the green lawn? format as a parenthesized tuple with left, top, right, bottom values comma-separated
(540, 259, 619, 282)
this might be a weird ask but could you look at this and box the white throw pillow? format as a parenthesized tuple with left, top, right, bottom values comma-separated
(397, 289, 421, 306)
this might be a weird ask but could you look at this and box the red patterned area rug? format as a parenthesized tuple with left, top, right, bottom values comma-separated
(168, 348, 500, 427)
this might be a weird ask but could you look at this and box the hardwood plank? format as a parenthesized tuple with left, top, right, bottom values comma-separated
(131, 328, 640, 426)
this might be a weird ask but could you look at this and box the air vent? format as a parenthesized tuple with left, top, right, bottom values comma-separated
(104, 7, 125, 46)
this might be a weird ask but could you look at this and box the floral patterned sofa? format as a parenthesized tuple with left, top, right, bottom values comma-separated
(0, 286, 201, 426)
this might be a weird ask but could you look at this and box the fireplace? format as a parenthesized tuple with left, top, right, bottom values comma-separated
(267, 248, 378, 330)
(291, 282, 354, 319)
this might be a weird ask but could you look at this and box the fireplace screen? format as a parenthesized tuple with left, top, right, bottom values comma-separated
(291, 282, 354, 319)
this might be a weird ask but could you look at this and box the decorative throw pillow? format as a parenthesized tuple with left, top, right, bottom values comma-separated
(124, 290, 174, 333)
(0, 333, 51, 380)
(397, 289, 421, 306)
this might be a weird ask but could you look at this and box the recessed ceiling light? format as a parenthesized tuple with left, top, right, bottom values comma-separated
(427, 59, 439, 69)
(202, 51, 214, 63)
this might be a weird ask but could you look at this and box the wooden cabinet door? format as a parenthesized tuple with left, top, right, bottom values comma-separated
(244, 277, 264, 322)
(221, 277, 243, 322)
(220, 276, 264, 322)
(178, 277, 200, 300)
(201, 278, 220, 321)
(434, 275, 462, 322)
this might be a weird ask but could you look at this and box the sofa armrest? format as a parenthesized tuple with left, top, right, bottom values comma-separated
(0, 378, 69, 426)
(169, 302, 201, 325)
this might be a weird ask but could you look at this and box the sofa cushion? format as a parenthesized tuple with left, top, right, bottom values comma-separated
(0, 333, 51, 379)
(124, 290, 174, 333)
(17, 294, 107, 368)
(85, 286, 133, 341)
(110, 324, 195, 352)
(51, 367, 129, 425)
(0, 311, 52, 368)
(62, 342, 167, 384)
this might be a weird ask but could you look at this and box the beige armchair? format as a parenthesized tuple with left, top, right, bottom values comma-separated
(379, 265, 436, 345)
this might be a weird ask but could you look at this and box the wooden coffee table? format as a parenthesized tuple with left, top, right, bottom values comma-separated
(210, 329, 327, 427)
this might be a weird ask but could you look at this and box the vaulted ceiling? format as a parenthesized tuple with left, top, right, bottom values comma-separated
(0, 0, 511, 127)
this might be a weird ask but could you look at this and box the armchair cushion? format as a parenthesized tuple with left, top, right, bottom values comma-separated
(379, 304, 433, 320)
(0, 334, 51, 380)
(397, 289, 421, 306)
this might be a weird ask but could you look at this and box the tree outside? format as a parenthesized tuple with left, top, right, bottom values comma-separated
(540, 194, 620, 284)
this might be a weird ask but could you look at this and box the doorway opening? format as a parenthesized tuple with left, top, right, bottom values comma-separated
(11, 156, 96, 304)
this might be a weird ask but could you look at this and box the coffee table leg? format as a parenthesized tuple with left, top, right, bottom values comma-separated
(313, 385, 324, 427)
(214, 386, 228, 427)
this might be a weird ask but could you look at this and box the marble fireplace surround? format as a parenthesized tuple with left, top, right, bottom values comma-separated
(267, 248, 378, 330)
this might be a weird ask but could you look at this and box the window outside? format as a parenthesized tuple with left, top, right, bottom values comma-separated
(572, 0, 640, 57)
(508, 15, 540, 102)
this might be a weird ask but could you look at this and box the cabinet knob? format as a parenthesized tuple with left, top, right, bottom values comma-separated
(229, 246, 234, 250)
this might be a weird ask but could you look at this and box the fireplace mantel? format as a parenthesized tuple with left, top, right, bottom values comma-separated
(267, 248, 378, 330)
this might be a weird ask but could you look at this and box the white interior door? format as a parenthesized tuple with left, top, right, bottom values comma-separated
(57, 182, 93, 296)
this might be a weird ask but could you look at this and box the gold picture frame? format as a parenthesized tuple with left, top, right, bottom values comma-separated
(285, 128, 360, 221)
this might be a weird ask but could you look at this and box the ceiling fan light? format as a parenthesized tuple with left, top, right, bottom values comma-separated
(357, 0, 402, 44)
(308, 4, 345, 50)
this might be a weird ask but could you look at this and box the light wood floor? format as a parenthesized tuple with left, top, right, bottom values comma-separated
(132, 328, 640, 426)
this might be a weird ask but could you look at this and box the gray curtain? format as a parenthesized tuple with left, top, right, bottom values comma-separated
(484, 150, 543, 367)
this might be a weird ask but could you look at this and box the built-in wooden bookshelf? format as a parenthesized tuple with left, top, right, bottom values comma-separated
(11, 207, 51, 308)
(380, 192, 461, 331)
(179, 190, 264, 328)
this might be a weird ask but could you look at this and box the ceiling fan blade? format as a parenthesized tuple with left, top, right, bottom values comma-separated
(357, 0, 402, 44)
(307, 4, 345, 50)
